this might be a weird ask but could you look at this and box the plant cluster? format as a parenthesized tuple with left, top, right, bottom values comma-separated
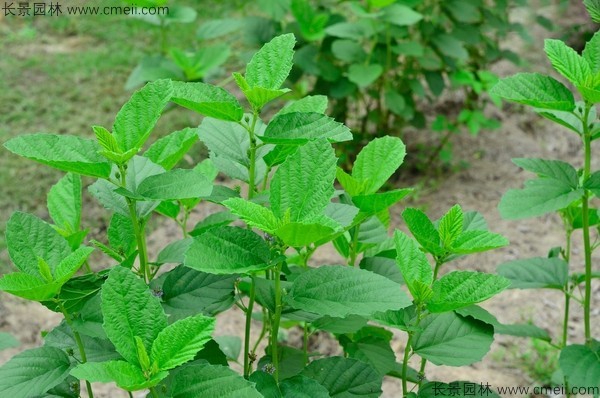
(490, 0, 600, 392)
(0, 34, 534, 397)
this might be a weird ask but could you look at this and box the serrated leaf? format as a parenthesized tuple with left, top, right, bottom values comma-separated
(394, 230, 433, 302)
(352, 189, 413, 214)
(199, 117, 249, 166)
(348, 64, 383, 88)
(108, 213, 136, 257)
(585, 0, 600, 23)
(287, 265, 411, 317)
(428, 271, 510, 313)
(271, 140, 336, 221)
(101, 266, 167, 367)
(113, 79, 173, 152)
(280, 375, 330, 398)
(151, 315, 215, 371)
(277, 95, 328, 116)
(341, 334, 396, 376)
(512, 158, 579, 188)
(168, 363, 263, 398)
(545, 39, 591, 88)
(275, 221, 336, 247)
(144, 128, 199, 170)
(93, 125, 121, 154)
(70, 360, 167, 391)
(490, 73, 575, 111)
(137, 169, 212, 200)
(261, 112, 352, 144)
(53, 246, 94, 283)
(497, 257, 568, 289)
(438, 205, 463, 248)
(402, 208, 443, 256)
(190, 211, 237, 236)
(499, 178, 584, 219)
(184, 226, 272, 275)
(301, 357, 382, 397)
(47, 173, 82, 235)
(0, 272, 61, 301)
(4, 133, 112, 178)
(559, 345, 600, 389)
(583, 32, 600, 75)
(352, 136, 406, 194)
(223, 198, 280, 233)
(170, 81, 243, 121)
(6, 212, 71, 276)
(0, 346, 71, 396)
(44, 322, 120, 362)
(450, 230, 508, 254)
(246, 33, 296, 90)
(412, 312, 494, 366)
(234, 72, 291, 111)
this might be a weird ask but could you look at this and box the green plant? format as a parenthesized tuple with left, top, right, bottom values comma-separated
(490, 0, 600, 393)
(0, 33, 526, 397)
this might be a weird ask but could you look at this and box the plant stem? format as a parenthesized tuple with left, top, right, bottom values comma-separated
(581, 103, 593, 346)
(401, 333, 414, 397)
(127, 198, 151, 283)
(349, 226, 360, 267)
(59, 301, 94, 398)
(247, 112, 259, 200)
(562, 291, 571, 348)
(244, 276, 256, 378)
(150, 387, 159, 398)
(303, 322, 309, 365)
(271, 261, 284, 381)
(418, 357, 427, 386)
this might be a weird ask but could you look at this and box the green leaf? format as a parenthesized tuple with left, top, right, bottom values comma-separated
(197, 18, 243, 40)
(277, 95, 328, 116)
(352, 136, 406, 194)
(144, 128, 199, 170)
(47, 173, 82, 235)
(4, 133, 111, 178)
(0, 332, 19, 351)
(214, 335, 242, 361)
(151, 315, 215, 371)
(394, 230, 433, 302)
(261, 112, 352, 144)
(326, 22, 374, 40)
(156, 238, 192, 265)
(275, 222, 336, 247)
(292, 0, 329, 41)
(412, 312, 494, 366)
(585, 0, 600, 22)
(301, 357, 382, 397)
(170, 81, 243, 121)
(0, 346, 71, 396)
(433, 34, 468, 60)
(352, 189, 413, 214)
(428, 271, 510, 313)
(341, 334, 396, 376)
(44, 322, 121, 362)
(190, 211, 237, 236)
(234, 73, 291, 111)
(246, 33, 296, 90)
(381, 4, 423, 25)
(154, 265, 236, 320)
(280, 375, 330, 398)
(6, 212, 71, 276)
(53, 246, 95, 283)
(331, 40, 367, 63)
(512, 158, 579, 188)
(499, 178, 584, 219)
(113, 79, 173, 152)
(490, 73, 575, 111)
(167, 363, 263, 398)
(544, 39, 592, 87)
(402, 208, 443, 256)
(559, 345, 600, 389)
(0, 272, 62, 301)
(438, 205, 463, 248)
(223, 198, 280, 233)
(184, 226, 272, 275)
(583, 32, 600, 74)
(108, 213, 136, 257)
(497, 257, 569, 289)
(287, 265, 411, 317)
(70, 360, 167, 391)
(450, 230, 509, 254)
(271, 139, 336, 221)
(101, 266, 167, 367)
(348, 64, 383, 88)
(136, 169, 212, 200)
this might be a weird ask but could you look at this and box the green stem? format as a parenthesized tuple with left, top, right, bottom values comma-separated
(562, 290, 571, 348)
(417, 357, 427, 387)
(581, 103, 593, 346)
(303, 322, 309, 365)
(247, 112, 259, 200)
(59, 301, 94, 398)
(349, 226, 360, 267)
(244, 276, 256, 378)
(150, 387, 159, 398)
(127, 198, 151, 283)
(401, 333, 414, 397)
(271, 261, 284, 381)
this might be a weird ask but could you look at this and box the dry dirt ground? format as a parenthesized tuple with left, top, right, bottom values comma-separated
(1, 3, 599, 398)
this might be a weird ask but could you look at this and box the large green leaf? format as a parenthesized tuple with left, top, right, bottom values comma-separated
(584, 31, 600, 74)
(340, 332, 396, 376)
(428, 271, 510, 313)
(53, 246, 95, 283)
(108, 213, 136, 258)
(167, 363, 263, 398)
(499, 178, 584, 219)
(6, 212, 71, 276)
(450, 230, 509, 254)
(277, 95, 328, 116)
(144, 128, 199, 170)
(275, 221, 336, 247)
(136, 169, 212, 200)
(234, 73, 291, 111)
(437, 205, 464, 248)
(301, 357, 382, 397)
(412, 312, 494, 366)
(246, 33, 296, 90)
(280, 375, 330, 398)
(497, 257, 569, 289)
(559, 344, 600, 389)
(348, 64, 383, 87)
(0, 346, 71, 396)
(402, 208, 443, 256)
(490, 73, 575, 111)
(101, 266, 167, 367)
(47, 173, 82, 234)
(222, 198, 280, 233)
(287, 265, 411, 317)
(512, 158, 579, 188)
(352, 189, 413, 214)
(544, 39, 592, 88)
(260, 112, 352, 144)
(113, 79, 173, 152)
(394, 230, 433, 302)
(4, 133, 111, 178)
(70, 360, 167, 391)
(0, 272, 61, 301)
(184, 226, 272, 274)
(151, 315, 215, 370)
(270, 139, 336, 221)
(170, 81, 243, 121)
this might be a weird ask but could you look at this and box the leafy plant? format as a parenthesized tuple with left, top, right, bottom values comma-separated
(490, 1, 600, 393)
(1, 33, 521, 397)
